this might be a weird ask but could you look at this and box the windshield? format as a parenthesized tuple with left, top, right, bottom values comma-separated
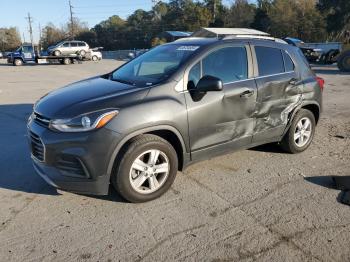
(111, 44, 200, 87)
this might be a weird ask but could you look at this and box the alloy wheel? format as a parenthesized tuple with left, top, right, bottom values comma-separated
(294, 117, 312, 147)
(129, 149, 170, 194)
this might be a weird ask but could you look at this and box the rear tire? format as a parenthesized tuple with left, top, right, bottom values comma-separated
(53, 50, 61, 56)
(92, 55, 98, 61)
(280, 109, 316, 154)
(13, 59, 23, 66)
(337, 50, 350, 72)
(79, 50, 86, 56)
(111, 134, 178, 203)
(63, 58, 71, 65)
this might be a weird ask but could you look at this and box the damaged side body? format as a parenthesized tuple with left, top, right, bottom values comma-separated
(181, 39, 320, 163)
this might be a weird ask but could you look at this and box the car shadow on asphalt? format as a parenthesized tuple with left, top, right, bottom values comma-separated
(304, 176, 350, 206)
(80, 186, 128, 203)
(249, 143, 287, 154)
(0, 104, 59, 195)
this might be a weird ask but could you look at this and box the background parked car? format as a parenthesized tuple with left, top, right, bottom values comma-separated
(84, 47, 103, 61)
(47, 41, 89, 56)
(0, 52, 3, 59)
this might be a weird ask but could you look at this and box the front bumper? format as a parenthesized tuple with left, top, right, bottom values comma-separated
(27, 119, 121, 195)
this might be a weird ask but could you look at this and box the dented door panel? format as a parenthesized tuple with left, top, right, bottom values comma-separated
(185, 78, 257, 151)
(252, 71, 303, 143)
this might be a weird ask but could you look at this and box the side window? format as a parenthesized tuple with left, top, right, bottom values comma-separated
(70, 42, 78, 47)
(78, 42, 85, 47)
(283, 51, 295, 71)
(188, 62, 201, 89)
(22, 46, 32, 53)
(202, 46, 248, 83)
(255, 46, 284, 76)
(62, 42, 70, 47)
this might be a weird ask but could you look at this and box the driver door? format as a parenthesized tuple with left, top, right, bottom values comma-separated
(22, 45, 34, 61)
(183, 45, 257, 160)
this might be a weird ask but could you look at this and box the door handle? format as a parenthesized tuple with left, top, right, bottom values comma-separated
(240, 90, 254, 98)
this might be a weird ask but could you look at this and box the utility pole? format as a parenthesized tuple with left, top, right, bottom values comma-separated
(69, 0, 74, 39)
(38, 23, 42, 51)
(22, 32, 25, 44)
(25, 13, 34, 46)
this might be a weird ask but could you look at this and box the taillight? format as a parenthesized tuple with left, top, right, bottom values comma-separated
(316, 76, 325, 91)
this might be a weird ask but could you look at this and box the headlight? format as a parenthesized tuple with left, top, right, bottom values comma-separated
(50, 109, 118, 132)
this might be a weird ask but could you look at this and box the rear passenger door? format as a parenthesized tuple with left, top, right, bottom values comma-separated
(252, 45, 302, 143)
(70, 42, 79, 53)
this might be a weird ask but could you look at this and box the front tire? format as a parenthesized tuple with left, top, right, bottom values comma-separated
(53, 50, 61, 56)
(111, 134, 178, 203)
(79, 50, 86, 56)
(280, 109, 316, 153)
(13, 59, 23, 66)
(92, 55, 98, 61)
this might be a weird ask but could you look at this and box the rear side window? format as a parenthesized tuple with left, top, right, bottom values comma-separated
(78, 42, 86, 47)
(283, 51, 294, 71)
(255, 46, 284, 76)
(202, 46, 248, 83)
(70, 42, 78, 47)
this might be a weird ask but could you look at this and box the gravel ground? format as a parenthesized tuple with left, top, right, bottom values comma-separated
(0, 59, 349, 262)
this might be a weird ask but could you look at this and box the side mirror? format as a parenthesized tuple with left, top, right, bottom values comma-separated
(196, 75, 223, 92)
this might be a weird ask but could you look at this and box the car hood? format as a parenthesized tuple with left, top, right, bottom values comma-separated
(34, 76, 149, 119)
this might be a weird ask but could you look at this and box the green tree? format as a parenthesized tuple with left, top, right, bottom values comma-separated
(76, 30, 98, 47)
(251, 0, 272, 32)
(296, 0, 326, 42)
(225, 0, 256, 28)
(40, 23, 66, 48)
(0, 27, 21, 51)
(318, 0, 350, 40)
(93, 15, 128, 50)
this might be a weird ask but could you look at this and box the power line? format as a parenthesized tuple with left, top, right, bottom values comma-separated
(25, 12, 34, 46)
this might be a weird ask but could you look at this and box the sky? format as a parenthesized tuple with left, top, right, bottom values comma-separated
(1, 0, 240, 43)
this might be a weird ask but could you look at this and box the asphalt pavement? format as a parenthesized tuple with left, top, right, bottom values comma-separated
(0, 59, 349, 261)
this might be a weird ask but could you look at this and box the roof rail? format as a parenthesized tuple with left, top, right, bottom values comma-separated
(192, 28, 270, 37)
(224, 35, 287, 44)
(174, 37, 211, 42)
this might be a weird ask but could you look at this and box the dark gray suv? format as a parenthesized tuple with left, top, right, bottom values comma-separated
(27, 36, 324, 202)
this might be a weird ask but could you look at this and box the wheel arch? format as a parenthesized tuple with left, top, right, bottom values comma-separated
(282, 101, 320, 138)
(301, 103, 320, 124)
(107, 125, 188, 178)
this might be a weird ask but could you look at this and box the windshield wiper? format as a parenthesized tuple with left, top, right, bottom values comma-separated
(111, 78, 135, 86)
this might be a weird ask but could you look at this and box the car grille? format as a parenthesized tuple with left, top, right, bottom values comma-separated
(56, 155, 88, 177)
(33, 112, 50, 128)
(29, 131, 45, 161)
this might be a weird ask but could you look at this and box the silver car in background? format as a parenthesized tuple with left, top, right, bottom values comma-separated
(48, 41, 89, 56)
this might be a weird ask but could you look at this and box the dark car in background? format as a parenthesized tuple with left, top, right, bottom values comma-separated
(28, 30, 324, 203)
